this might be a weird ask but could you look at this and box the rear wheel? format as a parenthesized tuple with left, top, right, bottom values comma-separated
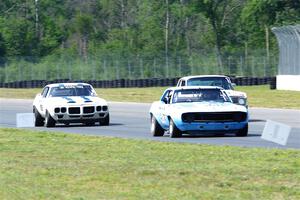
(100, 114, 110, 126)
(169, 118, 182, 138)
(45, 111, 56, 127)
(236, 124, 248, 137)
(33, 107, 44, 127)
(151, 115, 164, 136)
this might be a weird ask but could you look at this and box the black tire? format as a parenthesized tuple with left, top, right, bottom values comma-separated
(45, 110, 56, 127)
(33, 107, 44, 127)
(99, 114, 110, 126)
(151, 115, 164, 137)
(236, 124, 248, 137)
(169, 118, 182, 138)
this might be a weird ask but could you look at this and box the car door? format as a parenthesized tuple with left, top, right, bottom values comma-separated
(37, 86, 49, 116)
(158, 90, 173, 128)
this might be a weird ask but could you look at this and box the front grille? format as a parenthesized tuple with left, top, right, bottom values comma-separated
(69, 107, 80, 114)
(182, 112, 247, 123)
(83, 106, 95, 114)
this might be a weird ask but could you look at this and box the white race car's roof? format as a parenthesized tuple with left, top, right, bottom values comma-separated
(45, 82, 91, 88)
(167, 86, 224, 91)
(178, 75, 229, 80)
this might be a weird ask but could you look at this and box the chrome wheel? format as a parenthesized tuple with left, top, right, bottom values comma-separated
(151, 115, 164, 137)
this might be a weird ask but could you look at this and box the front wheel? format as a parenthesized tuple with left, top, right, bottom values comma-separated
(236, 124, 248, 137)
(33, 107, 44, 127)
(45, 111, 56, 127)
(99, 114, 110, 126)
(151, 115, 164, 137)
(169, 118, 182, 138)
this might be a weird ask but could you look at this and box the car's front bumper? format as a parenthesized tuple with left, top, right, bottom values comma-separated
(52, 112, 109, 123)
(175, 121, 248, 132)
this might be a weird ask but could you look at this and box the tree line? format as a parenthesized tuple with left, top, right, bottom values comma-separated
(0, 0, 299, 81)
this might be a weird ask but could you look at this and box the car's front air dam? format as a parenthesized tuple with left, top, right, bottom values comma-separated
(176, 122, 247, 132)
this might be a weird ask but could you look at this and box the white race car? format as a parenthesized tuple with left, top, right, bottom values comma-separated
(33, 83, 109, 127)
(177, 75, 248, 107)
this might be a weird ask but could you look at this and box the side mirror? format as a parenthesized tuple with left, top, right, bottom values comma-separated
(231, 83, 236, 87)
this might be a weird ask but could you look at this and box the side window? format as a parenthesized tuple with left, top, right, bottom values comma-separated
(226, 77, 231, 83)
(225, 77, 234, 90)
(161, 90, 172, 104)
(41, 87, 49, 98)
(167, 91, 174, 104)
(181, 80, 186, 86)
(86, 85, 97, 96)
(177, 80, 181, 87)
(161, 90, 169, 101)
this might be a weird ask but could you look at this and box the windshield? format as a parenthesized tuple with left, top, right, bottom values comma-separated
(172, 89, 231, 103)
(49, 85, 95, 97)
(187, 77, 233, 90)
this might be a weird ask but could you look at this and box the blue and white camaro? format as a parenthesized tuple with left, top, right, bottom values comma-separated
(33, 83, 109, 127)
(149, 86, 249, 138)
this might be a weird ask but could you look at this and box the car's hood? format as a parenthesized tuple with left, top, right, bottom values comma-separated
(225, 90, 247, 98)
(170, 102, 247, 113)
(46, 96, 107, 105)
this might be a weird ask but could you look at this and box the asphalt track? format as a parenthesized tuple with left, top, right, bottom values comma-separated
(0, 98, 300, 149)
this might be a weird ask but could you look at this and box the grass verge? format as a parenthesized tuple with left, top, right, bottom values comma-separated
(0, 128, 299, 199)
(0, 85, 300, 109)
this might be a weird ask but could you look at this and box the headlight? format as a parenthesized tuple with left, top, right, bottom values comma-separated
(238, 98, 247, 106)
(54, 107, 60, 113)
(61, 107, 67, 113)
(96, 106, 102, 111)
(102, 106, 108, 111)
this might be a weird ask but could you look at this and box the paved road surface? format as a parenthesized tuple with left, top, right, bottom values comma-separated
(0, 98, 299, 149)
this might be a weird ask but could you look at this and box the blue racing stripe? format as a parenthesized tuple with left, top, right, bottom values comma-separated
(62, 97, 76, 103)
(81, 96, 92, 103)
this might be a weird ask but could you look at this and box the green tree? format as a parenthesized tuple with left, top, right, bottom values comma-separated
(0, 18, 36, 56)
(0, 32, 5, 57)
(242, 0, 300, 48)
(193, 0, 245, 70)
